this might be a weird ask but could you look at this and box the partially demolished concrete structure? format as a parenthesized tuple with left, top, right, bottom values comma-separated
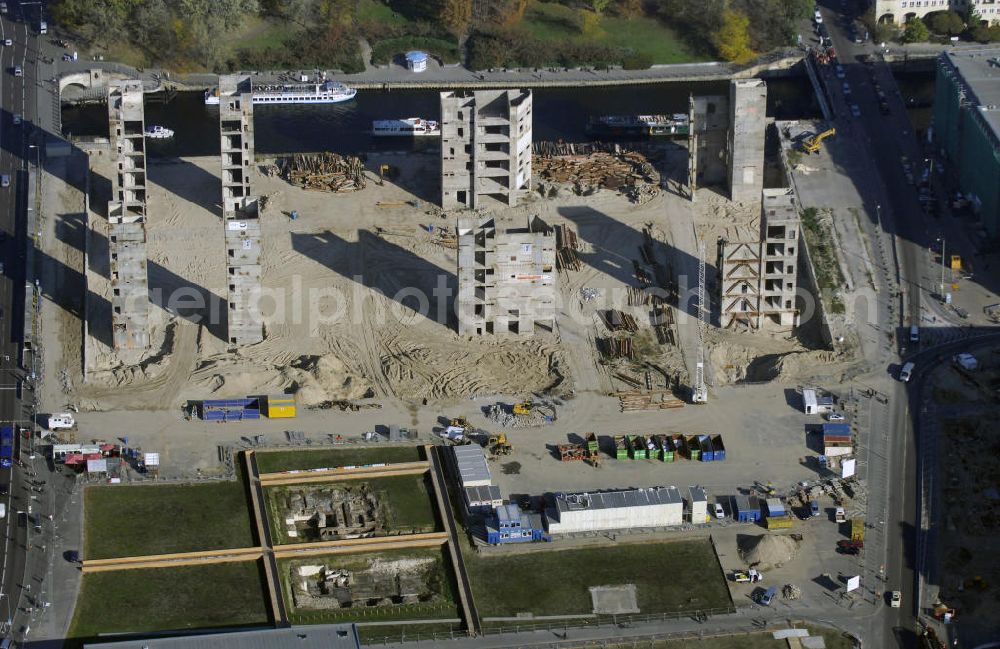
(107, 80, 151, 350)
(457, 215, 556, 336)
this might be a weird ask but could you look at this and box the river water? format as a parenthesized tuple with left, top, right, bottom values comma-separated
(62, 75, 820, 157)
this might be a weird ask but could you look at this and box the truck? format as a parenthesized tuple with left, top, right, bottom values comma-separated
(732, 569, 763, 583)
(47, 413, 76, 430)
(851, 518, 866, 542)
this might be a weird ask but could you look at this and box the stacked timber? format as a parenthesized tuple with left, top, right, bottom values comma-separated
(280, 153, 367, 192)
(616, 390, 685, 412)
(599, 309, 638, 333)
(598, 337, 634, 360)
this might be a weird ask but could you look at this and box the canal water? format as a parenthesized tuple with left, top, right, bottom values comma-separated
(62, 75, 821, 157)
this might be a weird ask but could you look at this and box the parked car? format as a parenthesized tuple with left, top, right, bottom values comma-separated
(12, 113, 20, 125)
(850, 104, 861, 118)
(814, 9, 823, 23)
(890, 590, 901, 608)
(826, 412, 845, 422)
(835, 65, 845, 79)
(12, 65, 22, 77)
(1, 174, 9, 188)
(810, 500, 821, 517)
(2, 39, 10, 47)
(899, 361, 915, 382)
(758, 586, 778, 606)
(842, 81, 852, 96)
(714, 503, 726, 519)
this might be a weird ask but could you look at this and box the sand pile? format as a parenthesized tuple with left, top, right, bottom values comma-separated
(738, 534, 799, 570)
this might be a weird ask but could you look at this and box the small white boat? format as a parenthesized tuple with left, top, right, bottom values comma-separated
(372, 117, 440, 137)
(144, 125, 174, 139)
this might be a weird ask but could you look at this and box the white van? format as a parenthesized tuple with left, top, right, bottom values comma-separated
(0, 503, 6, 519)
(899, 361, 915, 382)
(909, 325, 919, 343)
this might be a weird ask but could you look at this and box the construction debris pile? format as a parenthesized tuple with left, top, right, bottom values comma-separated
(485, 401, 556, 428)
(738, 534, 800, 571)
(600, 309, 639, 333)
(533, 148, 660, 203)
(556, 224, 581, 271)
(280, 153, 367, 192)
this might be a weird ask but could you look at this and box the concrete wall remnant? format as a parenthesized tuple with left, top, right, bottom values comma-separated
(728, 79, 767, 204)
(219, 74, 264, 346)
(106, 79, 151, 350)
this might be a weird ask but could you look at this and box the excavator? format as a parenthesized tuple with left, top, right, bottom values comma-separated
(488, 433, 512, 457)
(802, 128, 836, 154)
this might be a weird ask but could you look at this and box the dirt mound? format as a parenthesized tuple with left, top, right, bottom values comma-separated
(738, 534, 799, 570)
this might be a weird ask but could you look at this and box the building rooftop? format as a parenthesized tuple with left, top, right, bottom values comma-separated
(83, 624, 360, 649)
(553, 486, 683, 513)
(453, 444, 492, 486)
(941, 49, 1000, 144)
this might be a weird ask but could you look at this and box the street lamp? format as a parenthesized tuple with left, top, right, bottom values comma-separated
(875, 203, 881, 227)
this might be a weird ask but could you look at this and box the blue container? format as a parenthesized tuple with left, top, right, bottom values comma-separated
(698, 435, 715, 462)
(711, 434, 726, 461)
(0, 425, 12, 443)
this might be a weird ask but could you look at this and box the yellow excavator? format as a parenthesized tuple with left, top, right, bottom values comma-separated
(488, 433, 512, 456)
(802, 128, 836, 154)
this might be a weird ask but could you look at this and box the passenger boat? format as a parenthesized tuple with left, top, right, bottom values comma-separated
(372, 117, 440, 137)
(585, 114, 690, 137)
(204, 80, 357, 105)
(143, 125, 174, 139)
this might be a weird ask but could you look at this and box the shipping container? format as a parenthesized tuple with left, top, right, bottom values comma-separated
(262, 395, 297, 418)
(735, 494, 761, 522)
(200, 398, 262, 421)
(765, 498, 785, 517)
(586, 433, 599, 453)
(851, 518, 866, 542)
(698, 434, 715, 462)
(765, 514, 794, 529)
(711, 434, 726, 461)
(659, 436, 675, 462)
(0, 425, 12, 443)
(614, 435, 629, 460)
(629, 435, 648, 460)
(685, 435, 700, 461)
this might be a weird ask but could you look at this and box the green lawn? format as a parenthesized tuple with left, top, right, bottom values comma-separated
(518, 2, 703, 64)
(280, 547, 461, 624)
(356, 0, 410, 26)
(255, 445, 424, 474)
(467, 539, 732, 617)
(265, 473, 440, 544)
(84, 481, 255, 560)
(69, 562, 270, 639)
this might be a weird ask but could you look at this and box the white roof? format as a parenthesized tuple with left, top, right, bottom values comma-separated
(144, 452, 160, 466)
(87, 459, 108, 473)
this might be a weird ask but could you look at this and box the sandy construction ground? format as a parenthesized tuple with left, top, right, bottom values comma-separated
(38, 146, 855, 422)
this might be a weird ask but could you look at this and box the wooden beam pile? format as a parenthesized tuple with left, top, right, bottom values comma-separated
(600, 309, 638, 333)
(598, 337, 634, 360)
(616, 390, 685, 412)
(555, 224, 581, 271)
(280, 153, 367, 192)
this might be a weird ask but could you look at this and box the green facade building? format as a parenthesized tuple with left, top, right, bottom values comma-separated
(933, 51, 1000, 238)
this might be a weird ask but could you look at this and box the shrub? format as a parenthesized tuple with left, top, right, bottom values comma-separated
(525, 1, 584, 32)
(622, 51, 653, 69)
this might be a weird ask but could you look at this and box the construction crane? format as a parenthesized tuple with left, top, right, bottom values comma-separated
(692, 241, 708, 404)
(802, 128, 836, 154)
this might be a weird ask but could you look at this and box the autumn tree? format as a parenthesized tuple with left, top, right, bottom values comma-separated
(713, 9, 754, 63)
(435, 0, 472, 34)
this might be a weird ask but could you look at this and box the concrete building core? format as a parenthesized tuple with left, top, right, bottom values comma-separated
(727, 79, 767, 204)
(440, 89, 533, 210)
(106, 79, 151, 350)
(456, 215, 555, 336)
(219, 75, 264, 346)
(687, 79, 767, 206)
(719, 188, 800, 330)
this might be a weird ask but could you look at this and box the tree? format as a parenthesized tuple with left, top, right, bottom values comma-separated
(613, 0, 644, 19)
(968, 22, 1000, 43)
(901, 17, 929, 43)
(928, 10, 964, 35)
(590, 0, 612, 14)
(712, 9, 754, 63)
(435, 0, 471, 34)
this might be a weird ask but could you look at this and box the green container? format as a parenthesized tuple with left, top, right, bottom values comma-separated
(630, 436, 648, 460)
(663, 450, 675, 463)
(686, 436, 700, 461)
(615, 436, 629, 460)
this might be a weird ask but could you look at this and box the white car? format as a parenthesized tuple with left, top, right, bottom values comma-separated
(2, 39, 11, 47)
(890, 590, 901, 608)
(826, 412, 845, 421)
(899, 361, 915, 382)
(714, 503, 726, 519)
(814, 9, 823, 23)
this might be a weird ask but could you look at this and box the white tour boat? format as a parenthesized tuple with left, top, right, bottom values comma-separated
(372, 117, 440, 137)
(204, 81, 357, 106)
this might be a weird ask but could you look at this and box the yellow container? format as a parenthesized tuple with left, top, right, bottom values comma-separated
(265, 396, 297, 419)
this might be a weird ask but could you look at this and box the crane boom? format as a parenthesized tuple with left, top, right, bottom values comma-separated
(692, 240, 708, 403)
